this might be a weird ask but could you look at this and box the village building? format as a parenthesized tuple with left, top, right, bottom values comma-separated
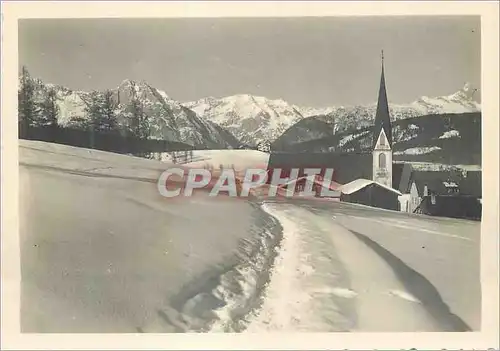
(395, 168, 482, 219)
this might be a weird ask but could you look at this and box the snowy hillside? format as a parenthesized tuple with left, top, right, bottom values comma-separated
(184, 95, 306, 146)
(186, 83, 480, 147)
(273, 83, 481, 151)
(274, 112, 482, 166)
(29, 78, 241, 149)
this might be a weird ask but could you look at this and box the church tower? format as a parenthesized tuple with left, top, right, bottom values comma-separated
(372, 50, 393, 188)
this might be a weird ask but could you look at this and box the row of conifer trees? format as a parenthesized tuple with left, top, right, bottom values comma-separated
(18, 66, 150, 142)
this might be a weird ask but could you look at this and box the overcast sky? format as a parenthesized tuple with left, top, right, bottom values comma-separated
(19, 16, 480, 107)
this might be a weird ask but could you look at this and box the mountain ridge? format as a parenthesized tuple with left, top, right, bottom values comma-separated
(185, 82, 480, 146)
(26, 77, 241, 149)
(23, 73, 480, 151)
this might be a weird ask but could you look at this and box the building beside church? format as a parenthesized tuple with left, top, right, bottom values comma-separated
(395, 166, 482, 219)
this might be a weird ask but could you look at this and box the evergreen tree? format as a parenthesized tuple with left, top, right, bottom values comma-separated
(128, 83, 149, 140)
(83, 91, 102, 129)
(83, 90, 118, 133)
(82, 91, 103, 148)
(38, 87, 60, 128)
(101, 90, 118, 133)
(18, 66, 38, 136)
(130, 96, 149, 139)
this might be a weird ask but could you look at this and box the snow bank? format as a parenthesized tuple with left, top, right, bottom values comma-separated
(19, 141, 279, 333)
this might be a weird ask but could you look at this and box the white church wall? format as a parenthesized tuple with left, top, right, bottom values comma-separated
(372, 129, 393, 189)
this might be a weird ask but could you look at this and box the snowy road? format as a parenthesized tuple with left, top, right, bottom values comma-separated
(247, 199, 480, 332)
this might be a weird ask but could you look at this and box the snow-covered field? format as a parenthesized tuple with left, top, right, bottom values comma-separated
(153, 149, 270, 179)
(19, 141, 279, 332)
(181, 149, 269, 171)
(19, 141, 480, 332)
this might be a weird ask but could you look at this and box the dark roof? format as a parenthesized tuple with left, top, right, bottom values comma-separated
(268, 152, 372, 185)
(459, 170, 482, 197)
(392, 162, 413, 193)
(372, 57, 393, 149)
(410, 171, 462, 196)
(408, 170, 482, 197)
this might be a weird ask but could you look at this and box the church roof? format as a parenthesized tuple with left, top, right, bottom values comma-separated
(372, 51, 393, 149)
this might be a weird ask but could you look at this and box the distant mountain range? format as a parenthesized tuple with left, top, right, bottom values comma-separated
(30, 78, 241, 149)
(25, 74, 480, 160)
(186, 82, 480, 146)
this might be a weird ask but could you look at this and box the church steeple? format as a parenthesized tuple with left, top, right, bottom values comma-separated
(372, 50, 394, 189)
(372, 50, 392, 149)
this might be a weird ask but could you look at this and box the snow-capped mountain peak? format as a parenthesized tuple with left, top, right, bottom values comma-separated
(411, 83, 480, 115)
(447, 82, 478, 101)
(184, 94, 305, 145)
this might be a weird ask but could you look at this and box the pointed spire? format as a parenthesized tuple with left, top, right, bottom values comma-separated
(373, 49, 392, 149)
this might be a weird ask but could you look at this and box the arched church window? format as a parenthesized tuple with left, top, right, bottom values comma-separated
(380, 132, 385, 146)
(379, 153, 386, 168)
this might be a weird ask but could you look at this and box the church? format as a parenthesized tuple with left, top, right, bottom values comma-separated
(267, 51, 482, 216)
(267, 51, 404, 211)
